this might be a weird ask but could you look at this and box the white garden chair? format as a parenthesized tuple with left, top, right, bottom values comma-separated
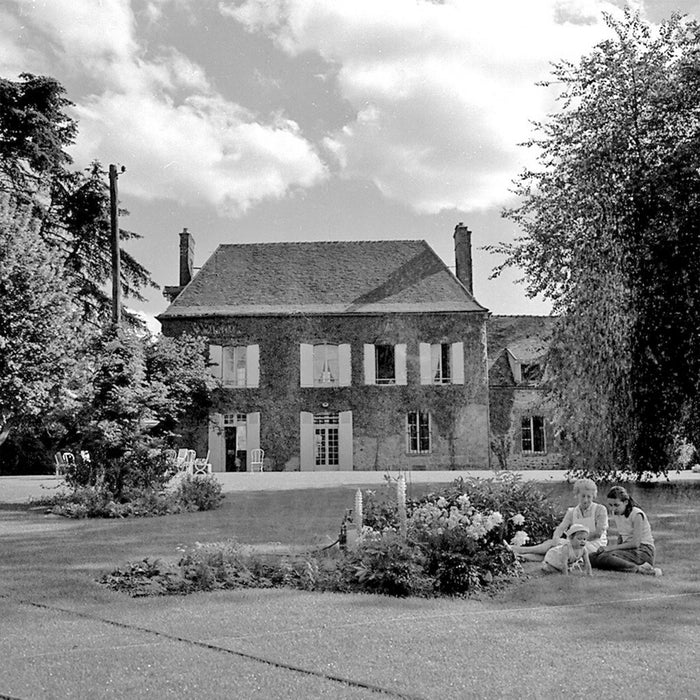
(192, 450, 212, 475)
(250, 448, 264, 472)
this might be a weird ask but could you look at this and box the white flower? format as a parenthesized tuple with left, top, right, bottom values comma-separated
(510, 530, 529, 547)
(486, 511, 504, 530)
(437, 497, 448, 509)
(511, 513, 526, 527)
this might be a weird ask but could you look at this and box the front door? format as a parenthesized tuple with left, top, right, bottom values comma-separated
(314, 413, 339, 468)
(224, 426, 247, 471)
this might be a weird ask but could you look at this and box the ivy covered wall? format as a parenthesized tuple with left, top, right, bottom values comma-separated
(162, 311, 489, 470)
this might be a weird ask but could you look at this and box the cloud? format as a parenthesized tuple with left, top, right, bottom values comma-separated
(223, 0, 628, 213)
(2, 0, 326, 215)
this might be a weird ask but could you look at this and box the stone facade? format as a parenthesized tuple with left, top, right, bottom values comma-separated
(159, 231, 491, 472)
(488, 315, 562, 470)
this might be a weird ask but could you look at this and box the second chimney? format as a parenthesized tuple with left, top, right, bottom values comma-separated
(179, 227, 195, 287)
(453, 222, 473, 295)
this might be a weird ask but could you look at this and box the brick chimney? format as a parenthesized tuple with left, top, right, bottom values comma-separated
(163, 227, 196, 302)
(179, 227, 195, 287)
(453, 222, 473, 295)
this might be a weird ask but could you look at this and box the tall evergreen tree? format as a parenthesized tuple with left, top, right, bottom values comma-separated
(491, 13, 700, 474)
(0, 73, 156, 324)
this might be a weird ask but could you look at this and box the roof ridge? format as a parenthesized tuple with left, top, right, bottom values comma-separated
(217, 239, 427, 247)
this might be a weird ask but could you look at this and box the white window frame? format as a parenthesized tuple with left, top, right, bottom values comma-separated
(364, 343, 407, 385)
(406, 411, 431, 454)
(419, 342, 464, 385)
(521, 415, 546, 454)
(209, 344, 259, 388)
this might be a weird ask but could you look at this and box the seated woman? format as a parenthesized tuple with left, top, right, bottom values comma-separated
(512, 478, 608, 561)
(589, 486, 662, 576)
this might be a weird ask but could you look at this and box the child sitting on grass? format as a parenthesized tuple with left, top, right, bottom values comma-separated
(541, 523, 593, 576)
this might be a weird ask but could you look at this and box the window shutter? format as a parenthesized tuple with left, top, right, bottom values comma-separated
(339, 410, 353, 471)
(246, 345, 260, 388)
(338, 344, 352, 386)
(300, 411, 314, 470)
(207, 413, 224, 472)
(246, 412, 260, 471)
(363, 344, 375, 385)
(395, 343, 407, 385)
(451, 342, 465, 384)
(208, 344, 223, 379)
(300, 344, 314, 387)
(419, 343, 431, 384)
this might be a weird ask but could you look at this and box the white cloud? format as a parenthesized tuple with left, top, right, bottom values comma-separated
(223, 0, 628, 212)
(3, 0, 326, 215)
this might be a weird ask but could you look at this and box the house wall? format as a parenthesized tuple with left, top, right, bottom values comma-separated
(489, 384, 563, 470)
(162, 311, 490, 471)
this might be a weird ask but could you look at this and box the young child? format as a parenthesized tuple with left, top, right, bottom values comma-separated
(541, 523, 593, 576)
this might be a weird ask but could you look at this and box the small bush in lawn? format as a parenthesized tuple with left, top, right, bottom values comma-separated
(41, 473, 222, 518)
(344, 531, 433, 597)
(178, 540, 254, 590)
(100, 559, 190, 597)
(175, 474, 223, 511)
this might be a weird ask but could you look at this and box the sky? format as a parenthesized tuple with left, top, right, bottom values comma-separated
(2, 0, 698, 331)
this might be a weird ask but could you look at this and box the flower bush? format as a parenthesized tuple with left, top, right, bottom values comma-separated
(102, 474, 562, 598)
(40, 473, 223, 518)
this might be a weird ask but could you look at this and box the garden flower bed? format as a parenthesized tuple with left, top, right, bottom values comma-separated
(101, 473, 560, 597)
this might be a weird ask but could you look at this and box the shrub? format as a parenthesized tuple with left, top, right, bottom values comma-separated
(40, 472, 222, 518)
(174, 474, 223, 511)
(344, 532, 432, 597)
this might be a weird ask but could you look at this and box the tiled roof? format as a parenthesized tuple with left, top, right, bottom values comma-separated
(159, 240, 486, 319)
(487, 315, 557, 363)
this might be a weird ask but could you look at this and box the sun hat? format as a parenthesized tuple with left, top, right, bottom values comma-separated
(567, 523, 590, 537)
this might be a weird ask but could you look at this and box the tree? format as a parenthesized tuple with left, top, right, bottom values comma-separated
(490, 12, 700, 474)
(0, 194, 82, 446)
(0, 73, 157, 325)
(72, 329, 212, 495)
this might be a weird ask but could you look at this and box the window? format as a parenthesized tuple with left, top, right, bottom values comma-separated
(375, 345, 395, 384)
(407, 411, 431, 454)
(314, 344, 339, 385)
(522, 415, 546, 453)
(314, 412, 339, 467)
(209, 344, 259, 388)
(431, 344, 451, 384)
(364, 343, 406, 385)
(223, 413, 247, 426)
(419, 342, 464, 385)
(300, 343, 351, 387)
(521, 362, 543, 382)
(223, 346, 247, 387)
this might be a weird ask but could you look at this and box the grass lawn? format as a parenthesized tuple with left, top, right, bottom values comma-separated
(1, 479, 699, 698)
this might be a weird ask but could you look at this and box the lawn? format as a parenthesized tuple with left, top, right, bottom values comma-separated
(1, 479, 699, 699)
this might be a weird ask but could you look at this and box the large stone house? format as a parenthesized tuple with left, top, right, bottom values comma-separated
(487, 315, 562, 469)
(159, 225, 491, 472)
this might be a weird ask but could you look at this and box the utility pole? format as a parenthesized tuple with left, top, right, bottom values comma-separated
(109, 164, 124, 326)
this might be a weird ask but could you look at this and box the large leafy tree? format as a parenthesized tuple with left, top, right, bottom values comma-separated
(0, 195, 82, 446)
(491, 12, 700, 474)
(0, 73, 157, 324)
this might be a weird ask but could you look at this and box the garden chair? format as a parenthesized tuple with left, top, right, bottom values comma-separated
(163, 449, 177, 466)
(175, 448, 189, 469)
(183, 449, 197, 474)
(192, 450, 211, 475)
(250, 448, 264, 472)
(63, 452, 76, 468)
(54, 453, 66, 476)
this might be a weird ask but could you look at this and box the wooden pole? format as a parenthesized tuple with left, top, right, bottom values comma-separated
(109, 164, 121, 326)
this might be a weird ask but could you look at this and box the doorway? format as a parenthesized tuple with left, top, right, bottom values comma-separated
(223, 413, 248, 471)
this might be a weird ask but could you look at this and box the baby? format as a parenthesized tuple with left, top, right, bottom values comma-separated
(541, 523, 593, 576)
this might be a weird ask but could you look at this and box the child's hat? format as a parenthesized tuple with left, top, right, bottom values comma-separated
(567, 523, 590, 537)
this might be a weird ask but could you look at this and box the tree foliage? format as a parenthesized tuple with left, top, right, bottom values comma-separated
(0, 195, 82, 446)
(490, 12, 700, 474)
(0, 73, 157, 324)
